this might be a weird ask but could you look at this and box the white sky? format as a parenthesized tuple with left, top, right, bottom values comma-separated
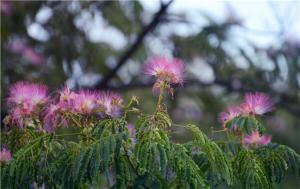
(140, 0, 300, 48)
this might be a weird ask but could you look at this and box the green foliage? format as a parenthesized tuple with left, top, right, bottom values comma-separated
(168, 144, 209, 189)
(1, 134, 60, 188)
(225, 116, 265, 134)
(234, 150, 271, 189)
(185, 124, 233, 187)
(1, 105, 300, 189)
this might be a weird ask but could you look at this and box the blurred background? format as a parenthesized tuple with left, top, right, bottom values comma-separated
(1, 0, 300, 187)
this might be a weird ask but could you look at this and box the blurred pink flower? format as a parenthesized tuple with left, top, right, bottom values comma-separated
(7, 81, 48, 108)
(219, 106, 241, 127)
(144, 56, 185, 85)
(243, 130, 272, 148)
(73, 90, 98, 114)
(241, 92, 274, 115)
(97, 91, 123, 118)
(0, 148, 12, 164)
(9, 39, 26, 53)
(23, 47, 44, 65)
(43, 104, 61, 133)
(7, 81, 48, 128)
(0, 0, 12, 16)
(8, 39, 44, 65)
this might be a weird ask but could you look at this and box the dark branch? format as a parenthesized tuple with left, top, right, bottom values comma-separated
(95, 0, 174, 89)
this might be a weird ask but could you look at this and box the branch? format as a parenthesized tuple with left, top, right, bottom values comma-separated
(95, 0, 174, 89)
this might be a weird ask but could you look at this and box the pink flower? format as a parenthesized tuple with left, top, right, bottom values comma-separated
(243, 130, 272, 148)
(56, 85, 77, 111)
(7, 81, 48, 128)
(219, 106, 241, 127)
(8, 39, 44, 66)
(9, 38, 26, 53)
(7, 82, 48, 108)
(241, 92, 274, 115)
(23, 47, 44, 65)
(72, 90, 98, 114)
(97, 91, 123, 118)
(0, 0, 12, 16)
(43, 104, 63, 133)
(144, 56, 185, 85)
(0, 148, 12, 164)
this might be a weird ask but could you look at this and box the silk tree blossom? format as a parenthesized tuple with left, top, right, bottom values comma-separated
(97, 91, 123, 118)
(241, 92, 274, 115)
(72, 91, 98, 114)
(7, 82, 48, 128)
(144, 56, 185, 85)
(43, 86, 77, 132)
(243, 130, 272, 148)
(0, 148, 12, 164)
(43, 104, 67, 133)
(219, 106, 241, 128)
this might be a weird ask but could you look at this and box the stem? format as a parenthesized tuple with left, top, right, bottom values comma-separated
(156, 82, 166, 111)
(212, 129, 227, 133)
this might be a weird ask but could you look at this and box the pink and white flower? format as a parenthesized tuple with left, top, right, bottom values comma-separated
(0, 148, 12, 164)
(243, 130, 272, 148)
(72, 90, 98, 114)
(219, 106, 241, 128)
(43, 104, 63, 133)
(97, 91, 123, 118)
(241, 92, 274, 115)
(7, 81, 48, 128)
(144, 56, 185, 85)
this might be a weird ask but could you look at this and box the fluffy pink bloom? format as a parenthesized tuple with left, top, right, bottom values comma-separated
(72, 91, 98, 114)
(0, 148, 12, 164)
(7, 82, 48, 107)
(7, 82, 48, 128)
(97, 91, 123, 118)
(241, 92, 274, 115)
(56, 85, 77, 111)
(219, 106, 241, 127)
(43, 104, 63, 133)
(144, 56, 185, 85)
(243, 130, 272, 148)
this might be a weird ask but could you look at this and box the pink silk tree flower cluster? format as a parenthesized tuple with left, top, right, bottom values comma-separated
(5, 81, 123, 133)
(144, 56, 185, 95)
(243, 130, 272, 148)
(219, 106, 241, 128)
(43, 86, 123, 132)
(241, 92, 274, 115)
(0, 148, 12, 164)
(6, 82, 48, 128)
(219, 92, 274, 127)
(97, 92, 123, 118)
